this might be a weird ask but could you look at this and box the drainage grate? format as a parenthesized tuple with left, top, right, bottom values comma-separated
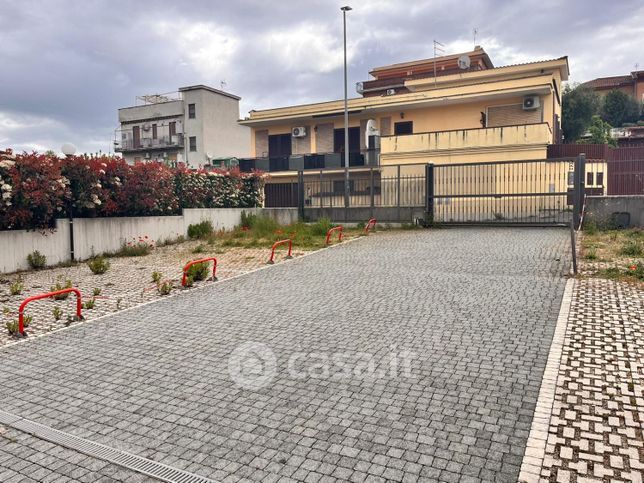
(0, 410, 217, 483)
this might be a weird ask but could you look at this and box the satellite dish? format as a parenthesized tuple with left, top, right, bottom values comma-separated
(61, 143, 77, 156)
(457, 55, 471, 70)
(365, 119, 380, 146)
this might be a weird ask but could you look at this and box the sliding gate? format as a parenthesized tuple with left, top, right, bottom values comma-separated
(427, 157, 585, 226)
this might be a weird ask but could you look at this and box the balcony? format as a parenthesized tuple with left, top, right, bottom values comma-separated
(239, 149, 380, 173)
(114, 133, 184, 152)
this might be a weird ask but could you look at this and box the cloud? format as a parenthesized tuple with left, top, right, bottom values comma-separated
(0, 0, 642, 154)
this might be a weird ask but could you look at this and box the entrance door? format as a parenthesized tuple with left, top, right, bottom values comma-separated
(268, 134, 292, 171)
(132, 126, 141, 149)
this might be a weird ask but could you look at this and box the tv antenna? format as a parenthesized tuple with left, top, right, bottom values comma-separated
(220, 80, 227, 90)
(433, 39, 445, 86)
(473, 28, 478, 47)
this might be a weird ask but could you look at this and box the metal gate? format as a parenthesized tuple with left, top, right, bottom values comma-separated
(426, 157, 585, 226)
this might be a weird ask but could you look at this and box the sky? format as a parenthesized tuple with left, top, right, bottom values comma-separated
(0, 0, 642, 155)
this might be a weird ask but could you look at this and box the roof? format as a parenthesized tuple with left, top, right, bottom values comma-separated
(581, 75, 634, 90)
(179, 85, 241, 101)
(370, 46, 494, 76)
(495, 56, 570, 76)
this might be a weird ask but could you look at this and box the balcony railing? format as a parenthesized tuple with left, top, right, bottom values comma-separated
(114, 134, 184, 152)
(239, 149, 380, 173)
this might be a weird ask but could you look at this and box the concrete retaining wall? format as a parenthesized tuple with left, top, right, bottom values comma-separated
(586, 196, 644, 228)
(0, 208, 298, 274)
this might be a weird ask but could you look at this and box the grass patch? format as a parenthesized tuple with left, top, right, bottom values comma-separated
(620, 240, 643, 257)
(212, 215, 359, 251)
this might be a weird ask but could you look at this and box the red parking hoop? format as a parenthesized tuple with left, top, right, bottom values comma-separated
(18, 288, 82, 336)
(267, 239, 293, 264)
(365, 218, 377, 233)
(325, 226, 344, 245)
(182, 257, 218, 287)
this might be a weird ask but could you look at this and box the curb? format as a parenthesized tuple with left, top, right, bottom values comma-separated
(517, 278, 575, 482)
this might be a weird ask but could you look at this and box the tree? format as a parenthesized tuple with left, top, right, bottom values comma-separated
(600, 89, 640, 127)
(578, 115, 617, 147)
(562, 84, 600, 143)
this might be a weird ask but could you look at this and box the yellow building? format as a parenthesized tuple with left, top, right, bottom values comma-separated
(239, 47, 568, 169)
(238, 47, 574, 223)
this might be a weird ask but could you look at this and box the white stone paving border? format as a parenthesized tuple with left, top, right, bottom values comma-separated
(518, 277, 575, 483)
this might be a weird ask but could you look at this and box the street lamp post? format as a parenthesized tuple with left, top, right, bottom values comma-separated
(341, 5, 352, 208)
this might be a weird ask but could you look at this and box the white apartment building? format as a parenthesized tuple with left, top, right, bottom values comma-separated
(114, 85, 249, 167)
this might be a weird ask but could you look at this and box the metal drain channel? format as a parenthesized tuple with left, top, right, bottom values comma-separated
(0, 410, 217, 483)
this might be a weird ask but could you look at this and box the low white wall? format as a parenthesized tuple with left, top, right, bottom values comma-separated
(73, 216, 185, 260)
(0, 219, 71, 273)
(0, 208, 299, 274)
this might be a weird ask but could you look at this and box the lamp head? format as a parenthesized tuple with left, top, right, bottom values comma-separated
(341, 6, 352, 11)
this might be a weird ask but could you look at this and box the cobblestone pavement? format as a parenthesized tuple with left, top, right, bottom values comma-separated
(535, 278, 644, 483)
(0, 240, 316, 347)
(0, 425, 155, 483)
(0, 228, 570, 482)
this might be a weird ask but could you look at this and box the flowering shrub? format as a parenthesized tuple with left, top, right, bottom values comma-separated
(0, 150, 265, 230)
(0, 150, 69, 230)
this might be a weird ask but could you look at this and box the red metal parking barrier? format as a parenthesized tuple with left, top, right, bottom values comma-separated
(267, 239, 293, 264)
(365, 218, 377, 233)
(325, 226, 344, 245)
(18, 288, 82, 336)
(182, 257, 218, 287)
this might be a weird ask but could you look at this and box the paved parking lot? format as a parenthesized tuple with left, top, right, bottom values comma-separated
(0, 228, 570, 482)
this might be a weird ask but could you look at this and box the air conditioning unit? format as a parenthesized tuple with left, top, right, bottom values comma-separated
(385, 88, 396, 96)
(523, 95, 540, 110)
(292, 127, 307, 138)
(356, 81, 364, 94)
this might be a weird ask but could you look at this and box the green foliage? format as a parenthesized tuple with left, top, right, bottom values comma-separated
(6, 315, 32, 335)
(184, 275, 195, 288)
(9, 278, 24, 296)
(27, 250, 47, 269)
(92, 287, 102, 296)
(583, 220, 598, 235)
(620, 240, 643, 257)
(583, 249, 598, 260)
(52, 306, 62, 321)
(50, 278, 72, 300)
(187, 220, 214, 239)
(601, 89, 640, 127)
(192, 244, 207, 254)
(115, 240, 153, 257)
(87, 256, 110, 274)
(628, 262, 644, 280)
(562, 84, 600, 143)
(186, 261, 210, 282)
(309, 218, 333, 237)
(157, 280, 173, 295)
(151, 271, 162, 284)
(578, 115, 616, 147)
(238, 213, 280, 237)
(83, 298, 96, 309)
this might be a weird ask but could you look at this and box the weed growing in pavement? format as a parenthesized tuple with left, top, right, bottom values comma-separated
(27, 250, 47, 269)
(9, 278, 24, 295)
(87, 256, 110, 274)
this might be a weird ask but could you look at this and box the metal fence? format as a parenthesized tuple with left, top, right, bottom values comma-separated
(429, 159, 575, 225)
(298, 164, 427, 209)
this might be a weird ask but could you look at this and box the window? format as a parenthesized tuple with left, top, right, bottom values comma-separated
(586, 172, 594, 186)
(189, 136, 197, 152)
(188, 103, 196, 119)
(596, 172, 604, 186)
(333, 127, 360, 153)
(394, 121, 413, 136)
(152, 124, 157, 140)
